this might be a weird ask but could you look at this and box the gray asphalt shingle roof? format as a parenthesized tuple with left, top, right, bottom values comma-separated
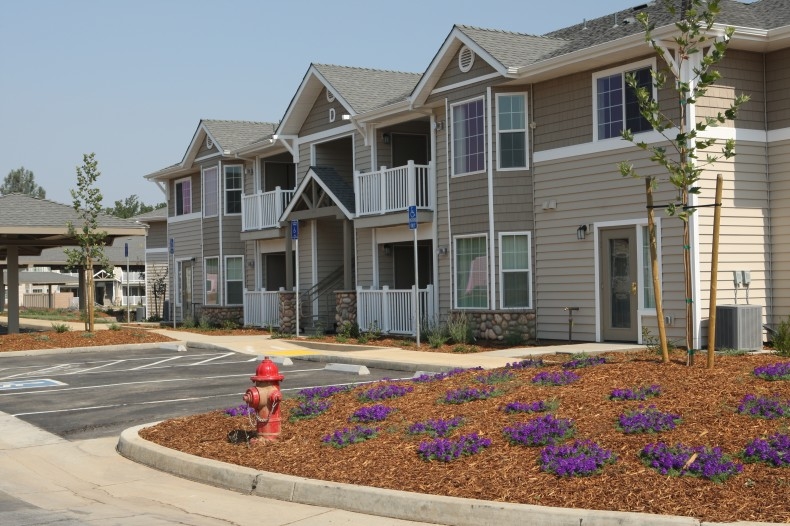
(132, 206, 167, 222)
(313, 64, 422, 113)
(309, 166, 356, 216)
(0, 194, 143, 231)
(201, 120, 277, 152)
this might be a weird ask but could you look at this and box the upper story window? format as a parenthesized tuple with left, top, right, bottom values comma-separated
(203, 166, 218, 217)
(175, 177, 192, 216)
(593, 59, 655, 141)
(496, 93, 528, 170)
(224, 165, 242, 215)
(451, 97, 485, 176)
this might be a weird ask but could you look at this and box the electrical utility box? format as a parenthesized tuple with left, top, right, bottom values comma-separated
(715, 305, 763, 351)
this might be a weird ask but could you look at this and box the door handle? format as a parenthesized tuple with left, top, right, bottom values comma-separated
(631, 282, 637, 295)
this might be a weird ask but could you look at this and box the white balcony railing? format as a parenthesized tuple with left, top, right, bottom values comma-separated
(120, 295, 146, 306)
(242, 187, 295, 232)
(357, 285, 435, 336)
(244, 290, 280, 327)
(354, 161, 434, 217)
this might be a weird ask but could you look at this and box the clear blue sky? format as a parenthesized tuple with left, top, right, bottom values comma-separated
(0, 0, 681, 207)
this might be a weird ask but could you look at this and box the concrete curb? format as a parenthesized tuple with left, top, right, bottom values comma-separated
(324, 363, 370, 375)
(118, 423, 705, 526)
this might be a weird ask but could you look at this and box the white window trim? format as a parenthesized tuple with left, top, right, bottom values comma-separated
(174, 177, 192, 216)
(202, 166, 218, 218)
(495, 93, 529, 171)
(592, 58, 656, 142)
(224, 255, 244, 306)
(450, 96, 486, 178)
(498, 231, 532, 310)
(637, 220, 662, 317)
(224, 165, 243, 216)
(175, 258, 185, 306)
(204, 257, 219, 305)
(453, 233, 488, 310)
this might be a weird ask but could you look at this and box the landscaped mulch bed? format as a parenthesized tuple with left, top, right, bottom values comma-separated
(0, 327, 176, 352)
(140, 350, 790, 524)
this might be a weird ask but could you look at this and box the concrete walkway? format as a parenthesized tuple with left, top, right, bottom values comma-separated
(0, 318, 781, 525)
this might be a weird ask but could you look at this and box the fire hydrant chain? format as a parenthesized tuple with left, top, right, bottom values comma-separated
(248, 399, 279, 427)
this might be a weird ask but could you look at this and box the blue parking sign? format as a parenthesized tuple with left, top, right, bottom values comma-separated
(291, 220, 299, 240)
(408, 205, 417, 230)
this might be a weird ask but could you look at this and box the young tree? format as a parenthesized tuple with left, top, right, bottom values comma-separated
(150, 266, 168, 320)
(619, 0, 749, 366)
(1, 166, 46, 198)
(64, 153, 111, 332)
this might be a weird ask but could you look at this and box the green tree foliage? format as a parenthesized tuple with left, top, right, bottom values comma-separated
(1, 166, 46, 198)
(619, 0, 750, 366)
(104, 194, 165, 219)
(64, 153, 111, 332)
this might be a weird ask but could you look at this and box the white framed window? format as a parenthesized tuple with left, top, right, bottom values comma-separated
(225, 255, 244, 305)
(640, 225, 657, 310)
(175, 177, 192, 216)
(454, 234, 488, 309)
(499, 232, 531, 309)
(202, 166, 218, 217)
(593, 59, 655, 141)
(205, 257, 219, 305)
(496, 93, 528, 170)
(451, 97, 485, 177)
(224, 165, 242, 215)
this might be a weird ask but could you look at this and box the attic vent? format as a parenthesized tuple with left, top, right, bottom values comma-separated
(206, 137, 213, 149)
(458, 45, 475, 73)
(326, 89, 335, 102)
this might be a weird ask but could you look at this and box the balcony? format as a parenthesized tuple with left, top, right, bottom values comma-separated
(357, 285, 435, 336)
(242, 187, 295, 232)
(354, 161, 434, 217)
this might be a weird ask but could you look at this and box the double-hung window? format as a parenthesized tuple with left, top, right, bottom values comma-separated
(175, 177, 192, 216)
(225, 256, 243, 305)
(496, 93, 527, 169)
(205, 257, 218, 305)
(499, 232, 531, 309)
(225, 165, 242, 215)
(594, 60, 655, 140)
(454, 235, 488, 309)
(203, 166, 218, 217)
(451, 97, 485, 176)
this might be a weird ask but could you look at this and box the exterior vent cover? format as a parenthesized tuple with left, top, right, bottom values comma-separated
(458, 46, 475, 73)
(715, 305, 762, 351)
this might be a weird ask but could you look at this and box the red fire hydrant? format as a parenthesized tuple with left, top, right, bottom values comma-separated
(242, 357, 284, 441)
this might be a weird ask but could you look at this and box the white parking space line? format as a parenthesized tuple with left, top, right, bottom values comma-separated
(129, 356, 183, 371)
(188, 353, 235, 366)
(2, 363, 71, 380)
(14, 393, 240, 417)
(68, 360, 126, 374)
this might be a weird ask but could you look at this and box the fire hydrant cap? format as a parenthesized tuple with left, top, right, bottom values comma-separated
(251, 357, 284, 382)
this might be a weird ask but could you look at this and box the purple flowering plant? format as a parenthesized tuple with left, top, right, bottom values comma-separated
(503, 414, 575, 446)
(540, 439, 616, 477)
(639, 442, 743, 483)
(475, 370, 516, 385)
(223, 404, 256, 417)
(408, 417, 464, 438)
(742, 433, 790, 467)
(502, 399, 558, 414)
(417, 433, 491, 462)
(505, 358, 545, 370)
(359, 383, 414, 402)
(412, 367, 481, 383)
(298, 385, 351, 400)
(617, 405, 682, 434)
(349, 404, 396, 423)
(531, 370, 580, 386)
(442, 385, 499, 404)
(753, 361, 790, 381)
(609, 384, 661, 401)
(289, 399, 331, 422)
(321, 425, 378, 448)
(736, 394, 790, 419)
(562, 354, 607, 369)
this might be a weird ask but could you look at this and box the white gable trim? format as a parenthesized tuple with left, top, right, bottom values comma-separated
(430, 72, 502, 96)
(279, 167, 354, 221)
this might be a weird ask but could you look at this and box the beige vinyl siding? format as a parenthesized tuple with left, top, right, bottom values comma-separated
(314, 135, 354, 185)
(355, 228, 373, 286)
(699, 50, 764, 131)
(317, 220, 345, 283)
(300, 88, 349, 136)
(298, 221, 313, 292)
(378, 243, 395, 288)
(146, 222, 167, 249)
(766, 48, 790, 130)
(245, 240, 256, 290)
(222, 215, 244, 254)
(533, 146, 686, 342)
(168, 218, 203, 320)
(298, 143, 311, 183)
(769, 139, 790, 324)
(434, 48, 497, 91)
(450, 174, 488, 234)
(434, 106, 452, 318)
(355, 133, 370, 174)
(202, 217, 220, 252)
(196, 138, 219, 158)
(243, 160, 255, 195)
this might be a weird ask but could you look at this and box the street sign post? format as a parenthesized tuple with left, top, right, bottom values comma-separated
(292, 220, 300, 338)
(169, 238, 175, 328)
(408, 206, 420, 346)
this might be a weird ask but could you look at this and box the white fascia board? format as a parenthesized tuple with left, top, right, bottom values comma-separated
(355, 100, 412, 125)
(144, 165, 189, 182)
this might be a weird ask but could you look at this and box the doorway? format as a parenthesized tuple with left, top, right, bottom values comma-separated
(392, 241, 432, 289)
(180, 260, 194, 322)
(600, 227, 638, 342)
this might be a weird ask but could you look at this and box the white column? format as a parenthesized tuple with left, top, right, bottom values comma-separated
(7, 245, 19, 334)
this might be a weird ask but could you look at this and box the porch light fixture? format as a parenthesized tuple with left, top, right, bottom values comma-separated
(383, 244, 392, 256)
(576, 225, 588, 240)
(436, 247, 448, 256)
(341, 114, 352, 121)
(434, 121, 445, 131)
(382, 133, 390, 144)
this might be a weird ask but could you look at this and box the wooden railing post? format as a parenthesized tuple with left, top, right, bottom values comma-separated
(382, 286, 390, 333)
(407, 160, 416, 208)
(353, 171, 361, 217)
(379, 166, 387, 215)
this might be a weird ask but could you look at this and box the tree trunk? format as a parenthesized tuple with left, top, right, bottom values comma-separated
(707, 174, 723, 369)
(683, 199, 694, 366)
(646, 178, 669, 363)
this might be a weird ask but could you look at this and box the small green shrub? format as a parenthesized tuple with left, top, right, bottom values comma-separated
(357, 333, 370, 344)
(221, 319, 239, 331)
(198, 317, 211, 330)
(453, 344, 478, 353)
(51, 323, 70, 333)
(365, 321, 383, 341)
(337, 321, 359, 339)
(447, 313, 473, 344)
(422, 319, 448, 348)
(181, 318, 195, 329)
(772, 317, 790, 357)
(81, 332, 95, 339)
(504, 331, 524, 347)
(108, 323, 122, 331)
(308, 322, 325, 340)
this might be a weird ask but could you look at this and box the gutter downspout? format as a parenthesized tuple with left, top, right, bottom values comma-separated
(445, 98, 453, 313)
(763, 52, 772, 325)
(487, 87, 496, 311)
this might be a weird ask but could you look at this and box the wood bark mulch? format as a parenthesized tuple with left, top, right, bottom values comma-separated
(140, 350, 790, 524)
(0, 327, 176, 352)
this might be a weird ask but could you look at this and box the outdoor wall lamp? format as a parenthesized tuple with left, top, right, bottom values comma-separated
(383, 244, 392, 256)
(382, 133, 390, 144)
(436, 246, 448, 256)
(577, 224, 588, 240)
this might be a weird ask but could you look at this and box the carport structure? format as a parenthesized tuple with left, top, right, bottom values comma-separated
(0, 194, 146, 333)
